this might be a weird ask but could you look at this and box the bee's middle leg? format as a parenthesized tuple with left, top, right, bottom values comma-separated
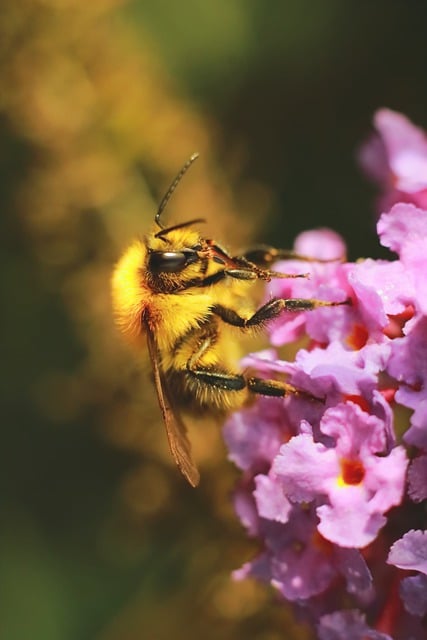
(212, 296, 347, 330)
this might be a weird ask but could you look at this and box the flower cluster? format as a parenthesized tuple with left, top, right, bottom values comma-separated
(224, 110, 427, 639)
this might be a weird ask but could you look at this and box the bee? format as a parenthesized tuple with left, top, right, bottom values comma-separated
(111, 154, 345, 486)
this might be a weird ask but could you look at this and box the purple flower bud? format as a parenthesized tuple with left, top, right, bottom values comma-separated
(318, 610, 393, 640)
(388, 530, 427, 574)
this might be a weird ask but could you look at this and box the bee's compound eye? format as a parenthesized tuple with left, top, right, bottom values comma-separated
(149, 251, 189, 273)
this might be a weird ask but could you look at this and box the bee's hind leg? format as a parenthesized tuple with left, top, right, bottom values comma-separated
(246, 376, 318, 401)
(185, 333, 246, 392)
(185, 337, 308, 402)
(182, 324, 320, 406)
(184, 365, 312, 402)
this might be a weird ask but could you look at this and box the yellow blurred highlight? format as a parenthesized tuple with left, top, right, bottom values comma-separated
(209, 575, 269, 620)
(120, 464, 171, 516)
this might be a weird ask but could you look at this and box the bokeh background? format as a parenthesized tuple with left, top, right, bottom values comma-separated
(1, 2, 427, 639)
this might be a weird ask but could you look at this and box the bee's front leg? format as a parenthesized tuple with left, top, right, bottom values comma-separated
(240, 244, 345, 266)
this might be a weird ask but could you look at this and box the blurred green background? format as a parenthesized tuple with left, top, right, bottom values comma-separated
(1, 2, 427, 639)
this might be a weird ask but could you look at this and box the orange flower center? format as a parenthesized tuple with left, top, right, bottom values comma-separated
(383, 305, 415, 339)
(344, 394, 370, 412)
(346, 324, 369, 350)
(339, 458, 365, 486)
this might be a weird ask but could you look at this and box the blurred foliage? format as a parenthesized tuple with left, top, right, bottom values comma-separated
(1, 1, 427, 639)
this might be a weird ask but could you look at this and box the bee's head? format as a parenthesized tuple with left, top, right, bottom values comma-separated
(146, 223, 223, 292)
(143, 153, 234, 291)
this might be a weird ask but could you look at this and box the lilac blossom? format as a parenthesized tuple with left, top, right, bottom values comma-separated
(408, 455, 427, 502)
(272, 403, 407, 548)
(388, 316, 427, 449)
(359, 108, 427, 211)
(378, 203, 427, 316)
(224, 109, 427, 639)
(388, 530, 427, 575)
(223, 395, 292, 473)
(266, 242, 350, 347)
(233, 502, 372, 602)
(399, 575, 427, 617)
(388, 531, 427, 619)
(318, 610, 392, 640)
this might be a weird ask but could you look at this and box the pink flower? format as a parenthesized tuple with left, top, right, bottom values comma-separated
(273, 402, 408, 547)
(223, 396, 292, 473)
(224, 109, 427, 639)
(388, 530, 427, 575)
(266, 229, 349, 346)
(378, 203, 427, 316)
(359, 108, 427, 212)
(234, 503, 372, 601)
(388, 530, 427, 619)
(388, 317, 427, 449)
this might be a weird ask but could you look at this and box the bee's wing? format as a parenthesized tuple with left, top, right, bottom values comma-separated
(144, 318, 200, 487)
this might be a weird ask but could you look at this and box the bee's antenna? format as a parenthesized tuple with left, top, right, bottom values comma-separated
(155, 153, 200, 228)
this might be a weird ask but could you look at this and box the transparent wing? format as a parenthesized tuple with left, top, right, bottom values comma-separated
(144, 318, 200, 487)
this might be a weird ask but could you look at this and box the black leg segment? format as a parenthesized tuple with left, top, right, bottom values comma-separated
(185, 366, 308, 399)
(212, 297, 349, 329)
